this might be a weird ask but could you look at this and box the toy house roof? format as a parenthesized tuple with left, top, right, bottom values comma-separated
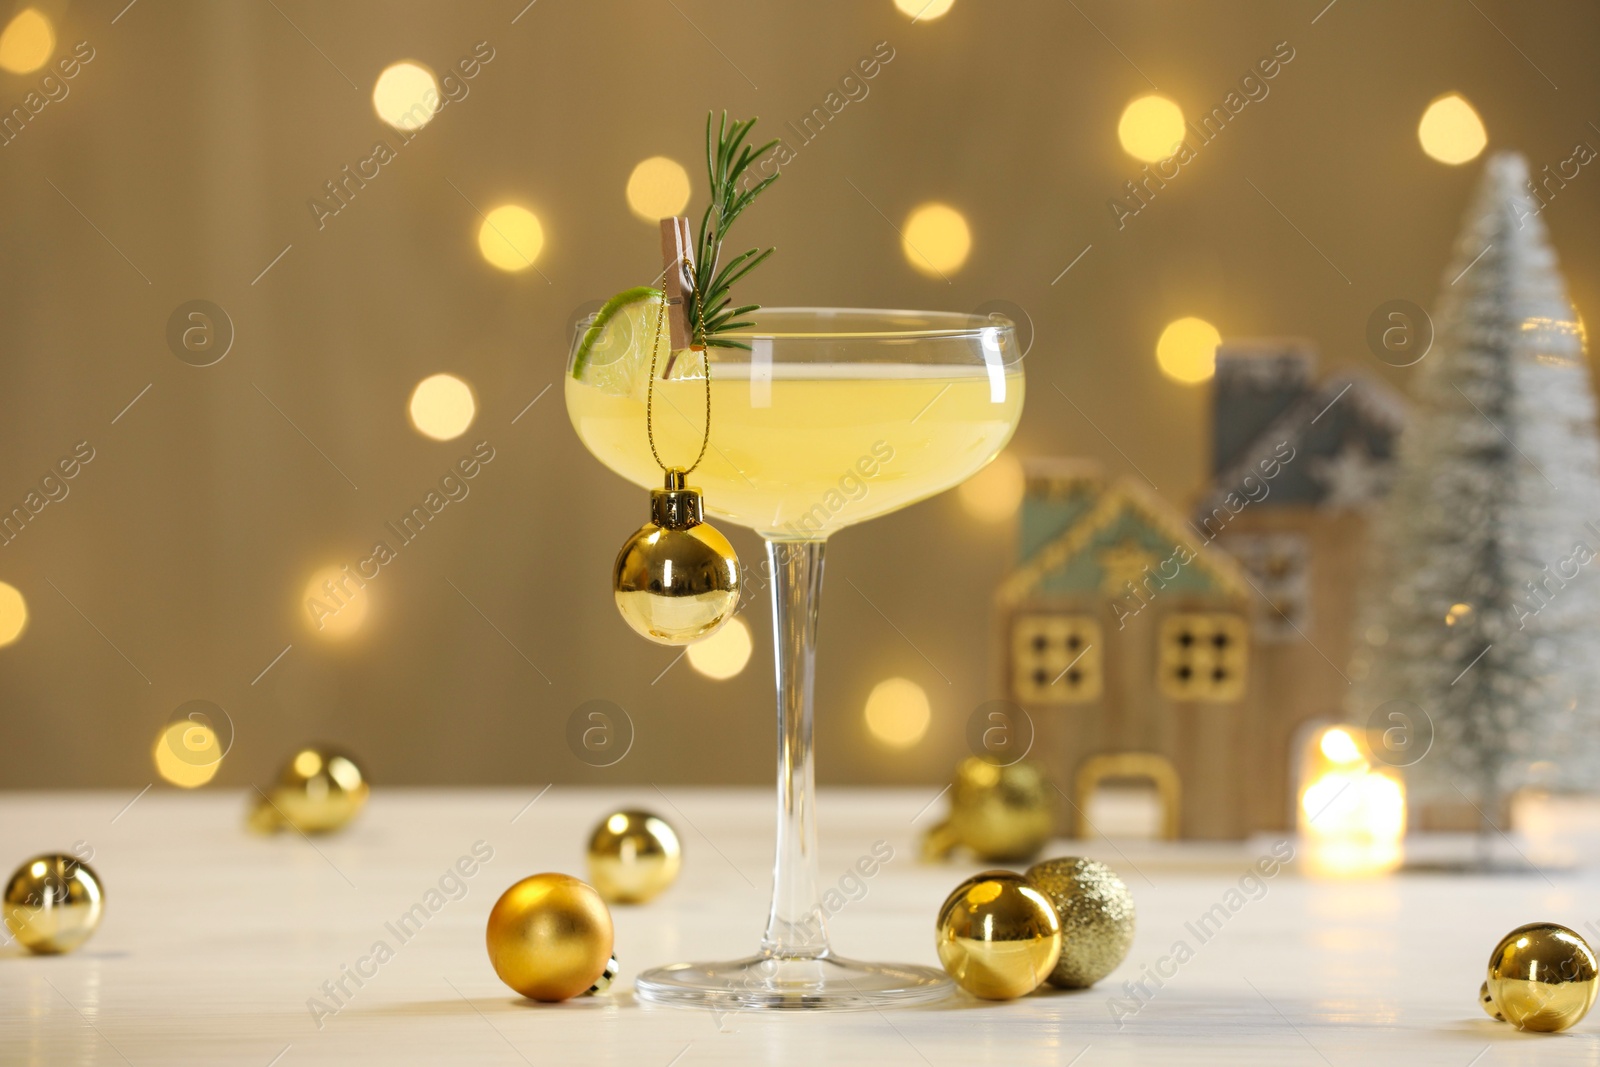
(1200, 339, 1406, 516)
(1000, 460, 1249, 606)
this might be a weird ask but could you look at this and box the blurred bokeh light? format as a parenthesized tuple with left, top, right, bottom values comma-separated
(1156, 317, 1221, 384)
(901, 203, 970, 277)
(477, 205, 545, 272)
(372, 61, 440, 132)
(864, 677, 931, 748)
(409, 373, 477, 441)
(626, 156, 692, 221)
(686, 616, 753, 680)
(152, 720, 222, 788)
(1417, 93, 1487, 165)
(894, 0, 955, 19)
(957, 452, 1024, 522)
(0, 582, 27, 647)
(302, 565, 369, 640)
(0, 8, 53, 75)
(1117, 94, 1186, 163)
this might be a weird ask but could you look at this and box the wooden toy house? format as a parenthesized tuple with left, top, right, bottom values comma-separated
(997, 341, 1405, 839)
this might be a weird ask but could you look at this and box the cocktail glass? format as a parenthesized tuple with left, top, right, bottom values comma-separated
(566, 308, 1024, 1010)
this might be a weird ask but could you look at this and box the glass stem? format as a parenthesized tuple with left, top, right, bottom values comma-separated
(759, 539, 830, 959)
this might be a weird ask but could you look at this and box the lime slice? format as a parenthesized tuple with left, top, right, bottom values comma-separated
(571, 286, 671, 398)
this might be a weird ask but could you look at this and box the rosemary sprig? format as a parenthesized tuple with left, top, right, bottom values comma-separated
(689, 111, 779, 351)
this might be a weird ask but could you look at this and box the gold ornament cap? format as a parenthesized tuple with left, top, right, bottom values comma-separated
(1024, 856, 1135, 989)
(486, 873, 615, 1002)
(650, 468, 703, 529)
(3, 853, 104, 955)
(1484, 921, 1598, 1032)
(587, 809, 683, 904)
(587, 955, 620, 995)
(935, 869, 1062, 1000)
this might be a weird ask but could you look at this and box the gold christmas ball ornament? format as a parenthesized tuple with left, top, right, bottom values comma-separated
(1483, 922, 1598, 1032)
(1024, 857, 1136, 989)
(247, 745, 370, 835)
(922, 757, 1053, 864)
(935, 870, 1062, 1000)
(587, 809, 682, 904)
(613, 469, 739, 646)
(3, 853, 104, 955)
(1479, 980, 1505, 1022)
(486, 873, 616, 1002)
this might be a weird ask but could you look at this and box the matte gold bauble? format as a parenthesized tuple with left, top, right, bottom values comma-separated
(248, 745, 370, 835)
(3, 854, 104, 954)
(486, 873, 616, 1002)
(613, 469, 739, 646)
(1025, 857, 1135, 989)
(587, 810, 682, 904)
(1484, 922, 1598, 1032)
(935, 869, 1061, 1000)
(922, 757, 1053, 864)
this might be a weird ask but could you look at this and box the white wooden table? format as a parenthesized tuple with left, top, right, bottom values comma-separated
(0, 788, 1591, 1065)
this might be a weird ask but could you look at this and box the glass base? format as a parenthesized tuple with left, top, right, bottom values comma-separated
(635, 952, 953, 1011)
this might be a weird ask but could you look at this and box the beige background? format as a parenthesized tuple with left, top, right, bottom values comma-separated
(0, 0, 1596, 788)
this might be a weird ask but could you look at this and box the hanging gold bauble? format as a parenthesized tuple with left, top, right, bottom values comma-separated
(1024, 856, 1135, 989)
(3, 853, 104, 955)
(1484, 922, 1598, 1032)
(587, 809, 682, 904)
(935, 869, 1062, 1000)
(486, 873, 616, 1002)
(613, 469, 739, 646)
(922, 757, 1053, 864)
(247, 745, 370, 835)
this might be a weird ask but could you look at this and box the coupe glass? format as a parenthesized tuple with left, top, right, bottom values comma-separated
(566, 308, 1024, 1009)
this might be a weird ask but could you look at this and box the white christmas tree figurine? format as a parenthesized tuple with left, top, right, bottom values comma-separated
(1353, 152, 1600, 827)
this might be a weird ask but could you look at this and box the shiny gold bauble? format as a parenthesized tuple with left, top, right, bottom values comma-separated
(486, 873, 616, 1002)
(1479, 980, 1505, 1022)
(247, 745, 369, 835)
(613, 470, 739, 646)
(923, 757, 1053, 864)
(1484, 922, 1598, 1032)
(3, 854, 104, 954)
(935, 869, 1062, 1000)
(587, 809, 682, 904)
(1024, 856, 1135, 989)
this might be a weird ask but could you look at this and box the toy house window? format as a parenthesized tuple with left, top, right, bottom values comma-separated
(1011, 614, 1102, 705)
(1158, 612, 1247, 702)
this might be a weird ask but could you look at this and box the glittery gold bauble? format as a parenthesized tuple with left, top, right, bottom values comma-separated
(922, 757, 1053, 864)
(486, 873, 616, 1002)
(247, 745, 369, 835)
(587, 809, 682, 904)
(1024, 857, 1135, 989)
(613, 470, 739, 646)
(935, 869, 1062, 1000)
(3, 854, 104, 955)
(1484, 922, 1598, 1032)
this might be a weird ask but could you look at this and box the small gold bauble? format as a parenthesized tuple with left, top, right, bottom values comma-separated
(3, 854, 104, 955)
(613, 470, 739, 646)
(1479, 979, 1505, 1022)
(922, 757, 1053, 864)
(1024, 856, 1135, 989)
(486, 873, 615, 1002)
(248, 745, 370, 835)
(587, 810, 682, 904)
(1485, 921, 1598, 1032)
(935, 869, 1062, 1000)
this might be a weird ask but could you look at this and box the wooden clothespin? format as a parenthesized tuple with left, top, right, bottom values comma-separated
(659, 216, 697, 353)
